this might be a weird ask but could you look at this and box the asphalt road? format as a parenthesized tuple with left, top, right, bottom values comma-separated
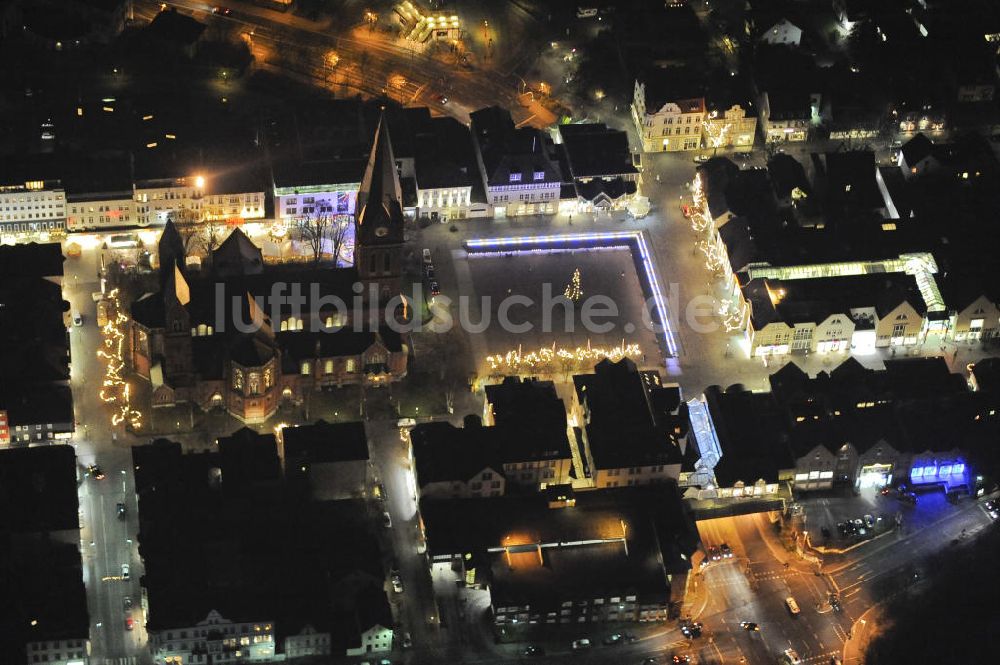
(65, 239, 148, 665)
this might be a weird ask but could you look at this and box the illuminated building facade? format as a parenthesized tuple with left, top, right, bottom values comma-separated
(0, 179, 66, 239)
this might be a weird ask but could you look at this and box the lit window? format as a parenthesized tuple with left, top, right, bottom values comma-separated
(533, 171, 545, 180)
(509, 173, 522, 182)
(300, 362, 311, 375)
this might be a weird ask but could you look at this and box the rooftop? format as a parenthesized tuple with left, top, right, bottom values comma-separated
(572, 358, 689, 470)
(742, 272, 927, 329)
(281, 420, 369, 465)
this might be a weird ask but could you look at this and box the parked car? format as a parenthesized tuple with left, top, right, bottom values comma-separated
(693, 154, 709, 163)
(571, 638, 592, 650)
(391, 573, 403, 594)
(785, 596, 800, 615)
(401, 632, 412, 648)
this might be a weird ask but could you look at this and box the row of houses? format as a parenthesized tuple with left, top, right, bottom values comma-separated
(694, 141, 1000, 358)
(698, 356, 1000, 497)
(1, 103, 643, 241)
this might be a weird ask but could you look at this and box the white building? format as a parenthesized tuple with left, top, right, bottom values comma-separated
(345, 623, 394, 657)
(66, 190, 137, 231)
(271, 162, 361, 223)
(631, 80, 706, 153)
(470, 107, 565, 217)
(0, 179, 66, 239)
(134, 176, 205, 226)
(759, 19, 803, 46)
(148, 610, 276, 664)
(25, 638, 90, 665)
(283, 624, 331, 660)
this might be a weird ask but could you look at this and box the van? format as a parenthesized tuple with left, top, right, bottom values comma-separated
(785, 596, 800, 615)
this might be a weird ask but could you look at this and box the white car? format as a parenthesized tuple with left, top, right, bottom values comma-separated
(72, 310, 83, 326)
(785, 596, 800, 615)
(121, 563, 130, 580)
(422, 248, 432, 264)
(781, 648, 802, 664)
(571, 638, 592, 650)
(391, 573, 403, 594)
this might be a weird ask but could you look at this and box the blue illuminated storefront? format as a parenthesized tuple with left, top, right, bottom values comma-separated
(909, 457, 968, 490)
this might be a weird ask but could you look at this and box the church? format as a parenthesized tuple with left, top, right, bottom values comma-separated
(128, 116, 409, 423)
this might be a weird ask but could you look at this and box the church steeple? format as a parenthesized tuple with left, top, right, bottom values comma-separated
(355, 110, 405, 303)
(355, 111, 405, 246)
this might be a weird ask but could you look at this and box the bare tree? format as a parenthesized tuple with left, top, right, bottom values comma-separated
(298, 215, 330, 266)
(329, 216, 352, 267)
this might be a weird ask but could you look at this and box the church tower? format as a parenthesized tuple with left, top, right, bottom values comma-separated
(355, 111, 405, 303)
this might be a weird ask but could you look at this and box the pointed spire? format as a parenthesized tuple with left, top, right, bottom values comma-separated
(356, 110, 404, 242)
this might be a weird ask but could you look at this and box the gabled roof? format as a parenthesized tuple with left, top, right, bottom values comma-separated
(213, 228, 264, 277)
(559, 123, 639, 179)
(901, 133, 935, 166)
(147, 8, 205, 45)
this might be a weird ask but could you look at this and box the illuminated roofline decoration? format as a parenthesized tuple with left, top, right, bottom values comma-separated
(464, 231, 678, 357)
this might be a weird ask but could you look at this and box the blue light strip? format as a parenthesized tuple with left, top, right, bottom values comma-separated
(465, 232, 679, 357)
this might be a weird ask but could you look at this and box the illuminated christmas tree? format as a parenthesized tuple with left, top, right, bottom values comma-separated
(564, 267, 583, 301)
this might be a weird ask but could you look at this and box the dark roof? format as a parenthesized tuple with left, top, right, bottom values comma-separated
(271, 158, 366, 189)
(767, 153, 810, 200)
(704, 384, 795, 485)
(282, 420, 369, 464)
(420, 483, 698, 576)
(765, 89, 812, 121)
(559, 123, 639, 179)
(217, 426, 281, 488)
(471, 107, 564, 187)
(413, 117, 478, 190)
(411, 419, 572, 486)
(212, 228, 264, 277)
(572, 359, 687, 470)
(901, 133, 935, 166)
(0, 242, 64, 278)
(0, 445, 79, 532)
(146, 7, 205, 45)
(823, 151, 885, 212)
(132, 439, 387, 633)
(0, 383, 74, 427)
(484, 376, 566, 432)
(742, 273, 926, 329)
(635, 67, 705, 111)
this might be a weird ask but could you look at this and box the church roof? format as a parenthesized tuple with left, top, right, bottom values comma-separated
(213, 228, 264, 277)
(355, 113, 405, 247)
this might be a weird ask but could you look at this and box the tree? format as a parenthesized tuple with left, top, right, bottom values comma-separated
(328, 216, 352, 267)
(298, 215, 330, 266)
